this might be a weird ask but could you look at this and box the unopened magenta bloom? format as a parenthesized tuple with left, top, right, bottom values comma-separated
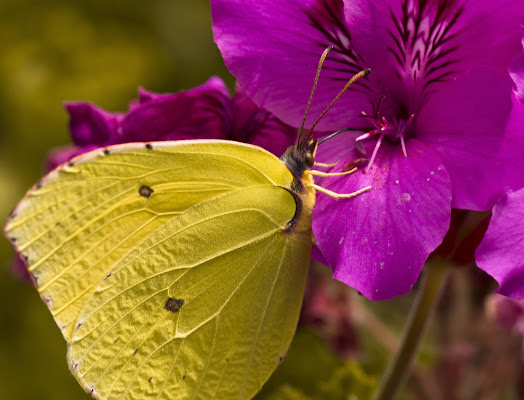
(212, 0, 524, 299)
(47, 77, 296, 170)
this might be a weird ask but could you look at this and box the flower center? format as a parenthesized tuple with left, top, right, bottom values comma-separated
(353, 97, 414, 173)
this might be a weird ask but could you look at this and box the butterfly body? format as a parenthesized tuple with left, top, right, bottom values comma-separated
(5, 139, 317, 400)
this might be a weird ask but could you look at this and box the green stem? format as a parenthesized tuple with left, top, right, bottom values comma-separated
(372, 262, 450, 400)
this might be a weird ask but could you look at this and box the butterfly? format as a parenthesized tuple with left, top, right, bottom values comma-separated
(4, 49, 370, 399)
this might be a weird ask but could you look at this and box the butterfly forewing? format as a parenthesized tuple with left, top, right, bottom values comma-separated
(5, 141, 294, 341)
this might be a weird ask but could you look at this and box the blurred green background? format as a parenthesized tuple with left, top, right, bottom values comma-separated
(0, 1, 233, 398)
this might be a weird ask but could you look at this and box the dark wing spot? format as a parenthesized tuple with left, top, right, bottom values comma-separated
(68, 162, 74, 167)
(145, 143, 153, 150)
(104, 272, 112, 280)
(139, 185, 154, 198)
(148, 377, 153, 383)
(114, 337, 120, 344)
(36, 180, 42, 189)
(279, 356, 284, 363)
(165, 297, 185, 313)
(133, 348, 139, 356)
(103, 148, 110, 155)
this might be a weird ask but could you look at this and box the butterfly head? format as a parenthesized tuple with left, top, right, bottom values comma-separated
(302, 136, 317, 169)
(280, 136, 317, 194)
(281, 47, 370, 196)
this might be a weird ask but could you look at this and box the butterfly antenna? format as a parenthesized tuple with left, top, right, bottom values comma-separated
(309, 68, 371, 137)
(298, 46, 333, 145)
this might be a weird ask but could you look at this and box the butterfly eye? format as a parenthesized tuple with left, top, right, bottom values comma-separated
(305, 152, 315, 168)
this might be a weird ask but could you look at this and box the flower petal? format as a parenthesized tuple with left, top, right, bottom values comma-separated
(127, 88, 159, 111)
(45, 145, 99, 171)
(486, 293, 524, 330)
(120, 77, 233, 142)
(415, 68, 514, 210)
(314, 128, 361, 165)
(10, 254, 31, 282)
(137, 87, 163, 103)
(231, 85, 296, 157)
(476, 188, 524, 299)
(311, 244, 330, 266)
(64, 102, 123, 146)
(509, 36, 524, 104)
(495, 95, 524, 197)
(312, 139, 451, 300)
(211, 0, 373, 131)
(345, 0, 524, 100)
(451, 0, 524, 71)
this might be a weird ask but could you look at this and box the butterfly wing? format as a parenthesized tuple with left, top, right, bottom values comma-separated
(5, 140, 312, 399)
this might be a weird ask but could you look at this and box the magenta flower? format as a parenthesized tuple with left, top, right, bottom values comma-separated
(212, 0, 524, 299)
(47, 77, 296, 170)
(476, 188, 524, 299)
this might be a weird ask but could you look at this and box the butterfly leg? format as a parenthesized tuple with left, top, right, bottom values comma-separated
(310, 183, 371, 199)
(308, 168, 357, 178)
(313, 161, 337, 168)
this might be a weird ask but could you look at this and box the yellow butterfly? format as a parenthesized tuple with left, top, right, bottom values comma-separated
(4, 51, 370, 399)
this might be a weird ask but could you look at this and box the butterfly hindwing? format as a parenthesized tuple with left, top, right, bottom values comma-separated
(69, 185, 311, 399)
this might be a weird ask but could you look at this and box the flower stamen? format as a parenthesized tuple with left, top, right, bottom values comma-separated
(400, 132, 408, 158)
(355, 105, 415, 170)
(365, 131, 386, 174)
